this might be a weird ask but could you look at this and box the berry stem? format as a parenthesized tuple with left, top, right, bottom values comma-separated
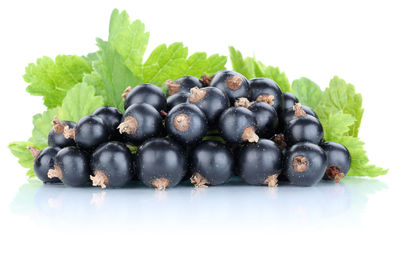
(26, 146, 40, 159)
(226, 75, 243, 90)
(190, 172, 210, 188)
(234, 97, 252, 108)
(63, 126, 76, 140)
(52, 116, 66, 134)
(121, 86, 132, 100)
(263, 173, 279, 187)
(189, 87, 207, 102)
(117, 116, 138, 135)
(242, 126, 259, 143)
(200, 74, 213, 87)
(151, 177, 171, 191)
(256, 95, 275, 105)
(90, 170, 109, 189)
(293, 103, 307, 117)
(47, 165, 63, 180)
(293, 156, 309, 172)
(163, 79, 180, 95)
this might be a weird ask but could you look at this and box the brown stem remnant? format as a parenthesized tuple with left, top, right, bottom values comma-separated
(325, 165, 345, 183)
(48, 165, 63, 180)
(117, 116, 138, 135)
(200, 74, 213, 87)
(52, 116, 66, 134)
(174, 113, 190, 132)
(256, 94, 275, 105)
(293, 103, 306, 117)
(190, 172, 210, 188)
(121, 86, 132, 100)
(152, 177, 171, 191)
(226, 75, 243, 90)
(293, 156, 309, 173)
(160, 110, 168, 117)
(273, 134, 287, 149)
(90, 170, 109, 189)
(189, 87, 207, 103)
(263, 173, 279, 187)
(163, 79, 181, 96)
(234, 97, 252, 108)
(242, 126, 259, 143)
(27, 146, 40, 159)
(63, 126, 76, 140)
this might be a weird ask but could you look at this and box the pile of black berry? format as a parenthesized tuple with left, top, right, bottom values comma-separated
(28, 70, 351, 190)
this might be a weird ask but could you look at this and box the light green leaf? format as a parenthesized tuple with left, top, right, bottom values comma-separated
(58, 83, 104, 121)
(29, 108, 59, 145)
(86, 39, 142, 111)
(108, 9, 150, 75)
(24, 55, 92, 108)
(9, 141, 43, 178)
(260, 65, 291, 92)
(316, 76, 363, 136)
(321, 112, 356, 141)
(292, 77, 323, 108)
(229, 46, 254, 78)
(334, 136, 388, 177)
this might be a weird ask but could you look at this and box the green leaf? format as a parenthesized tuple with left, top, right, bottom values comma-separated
(58, 82, 104, 121)
(108, 9, 150, 75)
(24, 55, 92, 108)
(316, 76, 363, 136)
(29, 108, 59, 145)
(333, 136, 388, 177)
(183, 52, 227, 77)
(9, 141, 43, 178)
(229, 46, 254, 78)
(292, 77, 323, 109)
(321, 112, 356, 141)
(86, 39, 142, 111)
(260, 65, 291, 92)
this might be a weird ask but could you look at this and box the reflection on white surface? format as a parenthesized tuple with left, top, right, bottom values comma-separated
(10, 177, 386, 232)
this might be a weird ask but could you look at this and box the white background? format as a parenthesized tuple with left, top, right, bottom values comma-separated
(0, 0, 399, 266)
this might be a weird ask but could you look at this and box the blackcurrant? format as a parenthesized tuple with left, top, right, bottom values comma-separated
(284, 142, 327, 186)
(210, 70, 249, 103)
(165, 103, 208, 145)
(238, 139, 282, 186)
(118, 103, 163, 145)
(123, 83, 167, 112)
(92, 106, 122, 139)
(189, 140, 234, 187)
(248, 101, 279, 138)
(28, 146, 61, 183)
(64, 115, 110, 152)
(219, 107, 259, 144)
(188, 86, 230, 127)
(48, 146, 91, 187)
(320, 142, 351, 182)
(284, 107, 323, 145)
(282, 92, 299, 111)
(280, 103, 318, 128)
(48, 116, 76, 148)
(164, 76, 202, 96)
(166, 92, 189, 111)
(249, 78, 283, 112)
(90, 142, 133, 188)
(136, 138, 187, 190)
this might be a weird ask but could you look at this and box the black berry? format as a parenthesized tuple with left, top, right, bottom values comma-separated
(166, 92, 189, 111)
(210, 70, 249, 103)
(249, 78, 283, 112)
(92, 106, 122, 139)
(123, 84, 167, 112)
(248, 101, 279, 138)
(136, 138, 187, 190)
(164, 76, 202, 96)
(165, 103, 208, 145)
(282, 92, 299, 111)
(90, 141, 134, 188)
(284, 142, 327, 186)
(189, 140, 234, 187)
(28, 146, 61, 183)
(238, 139, 282, 186)
(321, 142, 351, 182)
(48, 146, 90, 187)
(48, 116, 76, 148)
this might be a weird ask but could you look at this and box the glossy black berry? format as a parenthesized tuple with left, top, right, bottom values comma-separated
(219, 107, 259, 144)
(210, 70, 249, 103)
(284, 112, 323, 145)
(249, 78, 283, 111)
(238, 139, 282, 186)
(65, 115, 109, 152)
(90, 142, 133, 188)
(164, 76, 202, 96)
(189, 140, 234, 187)
(136, 138, 187, 190)
(188, 86, 230, 127)
(284, 142, 327, 186)
(280, 103, 318, 128)
(92, 106, 122, 139)
(165, 103, 208, 145)
(28, 146, 61, 183)
(282, 92, 299, 111)
(166, 92, 189, 111)
(321, 142, 351, 182)
(123, 83, 167, 112)
(248, 101, 279, 138)
(48, 146, 90, 187)
(118, 103, 163, 145)
(48, 116, 76, 148)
